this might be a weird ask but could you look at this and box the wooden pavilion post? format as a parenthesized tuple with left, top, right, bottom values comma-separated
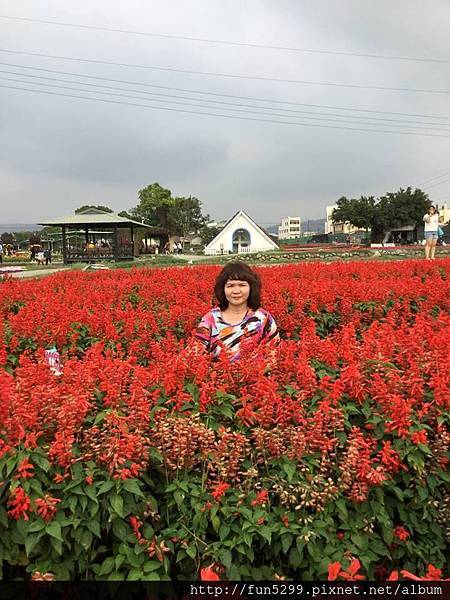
(130, 226, 135, 257)
(113, 225, 119, 261)
(62, 225, 68, 264)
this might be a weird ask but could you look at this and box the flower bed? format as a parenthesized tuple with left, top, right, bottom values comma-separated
(0, 259, 449, 580)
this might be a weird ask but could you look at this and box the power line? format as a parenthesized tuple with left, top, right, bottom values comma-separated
(415, 168, 450, 187)
(422, 174, 450, 189)
(3, 83, 450, 138)
(3, 70, 450, 130)
(0, 48, 449, 95)
(4, 74, 449, 132)
(3, 61, 450, 121)
(1, 14, 449, 65)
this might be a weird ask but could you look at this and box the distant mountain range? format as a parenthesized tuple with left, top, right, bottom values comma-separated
(0, 224, 41, 234)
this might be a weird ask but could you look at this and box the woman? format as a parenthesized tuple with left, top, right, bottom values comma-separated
(193, 261, 279, 361)
(423, 205, 440, 260)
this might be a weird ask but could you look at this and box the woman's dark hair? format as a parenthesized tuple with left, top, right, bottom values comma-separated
(214, 262, 261, 310)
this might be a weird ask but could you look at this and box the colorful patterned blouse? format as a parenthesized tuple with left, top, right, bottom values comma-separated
(193, 307, 279, 360)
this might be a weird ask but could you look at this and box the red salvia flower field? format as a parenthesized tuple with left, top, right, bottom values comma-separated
(0, 259, 449, 580)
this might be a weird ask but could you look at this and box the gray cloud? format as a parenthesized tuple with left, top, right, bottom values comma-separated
(1, 0, 449, 224)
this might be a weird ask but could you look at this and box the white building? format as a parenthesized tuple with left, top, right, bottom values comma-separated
(325, 205, 360, 235)
(278, 216, 302, 239)
(437, 202, 450, 225)
(204, 210, 279, 255)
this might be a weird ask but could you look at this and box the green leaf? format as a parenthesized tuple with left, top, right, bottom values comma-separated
(219, 524, 230, 541)
(218, 549, 232, 569)
(112, 519, 129, 540)
(211, 515, 220, 532)
(260, 527, 272, 543)
(99, 557, 115, 576)
(46, 521, 63, 542)
(351, 533, 368, 551)
(288, 547, 302, 568)
(108, 571, 125, 581)
(281, 534, 293, 554)
(127, 568, 144, 580)
(307, 542, 321, 562)
(97, 480, 115, 495)
(186, 545, 197, 559)
(28, 520, 46, 533)
(143, 560, 162, 573)
(110, 494, 125, 518)
(87, 519, 101, 538)
(228, 565, 241, 580)
(282, 461, 297, 482)
(84, 485, 99, 503)
(80, 529, 93, 551)
(174, 490, 184, 507)
(122, 479, 145, 498)
(25, 532, 41, 556)
(50, 536, 63, 556)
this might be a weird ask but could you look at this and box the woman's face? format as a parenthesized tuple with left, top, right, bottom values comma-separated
(429, 206, 436, 214)
(224, 279, 250, 308)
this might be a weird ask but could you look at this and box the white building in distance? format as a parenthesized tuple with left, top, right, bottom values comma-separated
(204, 210, 279, 255)
(325, 205, 360, 235)
(437, 202, 450, 224)
(278, 216, 302, 239)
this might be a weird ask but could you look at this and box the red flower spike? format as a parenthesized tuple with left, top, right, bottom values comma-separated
(327, 562, 342, 581)
(200, 565, 220, 581)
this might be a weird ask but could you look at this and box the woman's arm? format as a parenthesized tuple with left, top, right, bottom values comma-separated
(190, 313, 213, 353)
(423, 214, 431, 223)
(261, 311, 280, 344)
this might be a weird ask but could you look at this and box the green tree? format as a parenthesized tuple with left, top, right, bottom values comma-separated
(130, 183, 209, 235)
(332, 188, 429, 242)
(11, 230, 32, 245)
(1, 232, 15, 245)
(198, 224, 222, 246)
(332, 195, 376, 234)
(29, 233, 41, 245)
(130, 183, 173, 228)
(378, 187, 429, 228)
(170, 196, 208, 237)
(75, 205, 114, 214)
(117, 210, 133, 220)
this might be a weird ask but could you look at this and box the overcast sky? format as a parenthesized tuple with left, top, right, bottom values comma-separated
(1, 1, 450, 225)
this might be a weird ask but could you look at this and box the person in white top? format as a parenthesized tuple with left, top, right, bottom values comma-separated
(423, 205, 440, 260)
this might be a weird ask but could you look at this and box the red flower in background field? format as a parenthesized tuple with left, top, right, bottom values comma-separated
(0, 259, 449, 579)
(251, 489, 269, 506)
(7, 486, 31, 520)
(211, 482, 230, 502)
(15, 458, 34, 479)
(394, 525, 410, 541)
(200, 565, 221, 581)
(411, 429, 428, 445)
(424, 564, 443, 580)
(327, 562, 342, 581)
(35, 494, 61, 522)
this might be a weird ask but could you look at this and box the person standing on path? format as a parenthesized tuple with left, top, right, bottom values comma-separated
(423, 205, 440, 260)
(0, 242, 3, 264)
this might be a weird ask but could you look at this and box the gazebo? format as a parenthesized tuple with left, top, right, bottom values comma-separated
(39, 208, 168, 264)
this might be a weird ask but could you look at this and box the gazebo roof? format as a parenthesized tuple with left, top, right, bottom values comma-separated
(39, 208, 167, 234)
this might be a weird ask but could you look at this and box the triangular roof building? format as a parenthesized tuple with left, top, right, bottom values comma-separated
(204, 210, 278, 255)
